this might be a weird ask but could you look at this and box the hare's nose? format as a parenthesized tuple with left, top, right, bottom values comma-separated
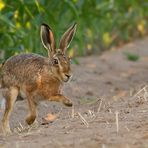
(65, 74, 71, 79)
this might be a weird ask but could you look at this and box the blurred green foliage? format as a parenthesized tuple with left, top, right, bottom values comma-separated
(0, 0, 147, 60)
(124, 52, 140, 61)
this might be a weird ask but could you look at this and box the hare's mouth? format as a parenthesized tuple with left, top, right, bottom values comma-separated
(63, 74, 71, 82)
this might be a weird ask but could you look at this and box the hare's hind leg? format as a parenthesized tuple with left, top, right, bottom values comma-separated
(1, 87, 18, 135)
(49, 94, 73, 107)
(26, 96, 37, 125)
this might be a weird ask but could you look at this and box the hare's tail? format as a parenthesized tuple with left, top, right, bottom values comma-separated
(0, 62, 5, 88)
(0, 63, 4, 74)
(0, 60, 5, 70)
(0, 63, 3, 69)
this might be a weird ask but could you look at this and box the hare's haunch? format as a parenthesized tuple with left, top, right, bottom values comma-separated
(0, 23, 77, 135)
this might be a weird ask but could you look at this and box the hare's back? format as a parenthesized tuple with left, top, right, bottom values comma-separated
(4, 53, 46, 68)
(2, 53, 48, 86)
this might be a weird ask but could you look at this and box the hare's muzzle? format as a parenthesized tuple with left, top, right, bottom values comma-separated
(63, 74, 71, 82)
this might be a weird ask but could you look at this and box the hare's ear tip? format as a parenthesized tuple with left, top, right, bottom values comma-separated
(41, 23, 49, 28)
(41, 23, 46, 26)
(72, 23, 77, 30)
(73, 22, 77, 27)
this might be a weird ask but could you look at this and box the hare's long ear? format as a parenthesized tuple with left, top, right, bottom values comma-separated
(40, 24, 56, 57)
(59, 23, 77, 53)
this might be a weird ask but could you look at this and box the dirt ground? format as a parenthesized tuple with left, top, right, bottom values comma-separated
(0, 37, 148, 148)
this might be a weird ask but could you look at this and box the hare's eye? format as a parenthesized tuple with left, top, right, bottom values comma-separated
(53, 59, 58, 65)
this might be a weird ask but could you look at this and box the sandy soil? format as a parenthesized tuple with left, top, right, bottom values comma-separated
(0, 37, 148, 148)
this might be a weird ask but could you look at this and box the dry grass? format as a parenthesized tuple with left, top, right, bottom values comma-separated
(97, 98, 103, 112)
(71, 106, 75, 119)
(13, 121, 39, 136)
(115, 111, 119, 133)
(77, 112, 89, 128)
(134, 85, 148, 101)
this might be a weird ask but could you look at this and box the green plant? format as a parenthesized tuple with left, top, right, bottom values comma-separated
(0, 0, 147, 60)
(124, 52, 140, 61)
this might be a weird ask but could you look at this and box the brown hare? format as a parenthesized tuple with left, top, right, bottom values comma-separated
(0, 23, 77, 135)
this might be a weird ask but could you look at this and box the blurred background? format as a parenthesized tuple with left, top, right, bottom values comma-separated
(0, 0, 147, 61)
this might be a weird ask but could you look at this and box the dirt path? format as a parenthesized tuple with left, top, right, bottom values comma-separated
(0, 37, 148, 148)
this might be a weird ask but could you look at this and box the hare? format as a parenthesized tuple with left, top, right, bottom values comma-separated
(0, 23, 77, 135)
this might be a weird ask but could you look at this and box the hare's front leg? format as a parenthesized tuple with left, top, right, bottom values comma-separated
(49, 94, 73, 107)
(26, 96, 37, 125)
(1, 87, 19, 135)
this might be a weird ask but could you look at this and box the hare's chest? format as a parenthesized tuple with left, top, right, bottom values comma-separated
(36, 77, 61, 97)
(38, 82, 61, 97)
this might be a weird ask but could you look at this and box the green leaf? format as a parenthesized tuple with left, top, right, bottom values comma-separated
(124, 52, 140, 61)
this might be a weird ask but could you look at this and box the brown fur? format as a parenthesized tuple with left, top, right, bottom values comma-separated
(0, 23, 77, 135)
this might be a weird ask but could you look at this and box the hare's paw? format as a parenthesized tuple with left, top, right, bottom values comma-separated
(63, 98, 73, 107)
(0, 123, 12, 136)
(4, 128, 12, 136)
(49, 95, 73, 107)
(26, 115, 36, 125)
